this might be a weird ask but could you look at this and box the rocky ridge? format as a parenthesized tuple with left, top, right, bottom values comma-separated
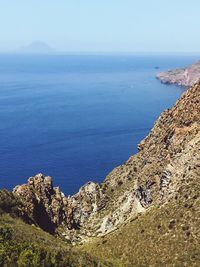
(156, 60, 200, 87)
(13, 81, 200, 245)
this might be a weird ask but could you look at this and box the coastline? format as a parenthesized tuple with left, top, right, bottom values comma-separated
(156, 59, 200, 87)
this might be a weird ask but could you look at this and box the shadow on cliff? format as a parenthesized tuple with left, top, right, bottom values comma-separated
(33, 199, 55, 234)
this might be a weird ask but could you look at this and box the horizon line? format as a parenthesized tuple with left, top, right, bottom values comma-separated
(0, 50, 200, 56)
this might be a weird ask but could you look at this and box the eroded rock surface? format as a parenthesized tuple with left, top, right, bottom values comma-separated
(13, 174, 77, 233)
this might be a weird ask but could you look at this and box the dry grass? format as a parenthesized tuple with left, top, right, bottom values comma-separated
(81, 170, 200, 267)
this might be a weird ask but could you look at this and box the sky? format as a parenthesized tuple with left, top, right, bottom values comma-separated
(0, 0, 200, 53)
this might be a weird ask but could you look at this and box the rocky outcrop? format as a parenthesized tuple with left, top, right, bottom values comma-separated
(13, 174, 78, 233)
(156, 60, 200, 87)
(12, 174, 105, 237)
(13, 81, 200, 244)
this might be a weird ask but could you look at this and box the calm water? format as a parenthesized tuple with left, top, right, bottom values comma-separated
(0, 54, 198, 194)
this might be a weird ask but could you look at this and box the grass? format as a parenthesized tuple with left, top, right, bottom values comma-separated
(81, 170, 200, 267)
(0, 190, 110, 267)
(0, 214, 110, 267)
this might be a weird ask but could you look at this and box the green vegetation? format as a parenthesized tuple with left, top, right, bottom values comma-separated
(82, 169, 200, 267)
(0, 189, 24, 217)
(0, 190, 109, 267)
(0, 214, 109, 267)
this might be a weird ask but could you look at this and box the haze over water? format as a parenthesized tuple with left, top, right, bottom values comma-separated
(0, 54, 197, 194)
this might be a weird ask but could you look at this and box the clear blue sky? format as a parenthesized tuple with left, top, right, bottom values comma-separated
(0, 0, 200, 53)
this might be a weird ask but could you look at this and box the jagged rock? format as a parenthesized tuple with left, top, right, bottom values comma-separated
(69, 182, 106, 224)
(13, 173, 72, 233)
(136, 185, 152, 207)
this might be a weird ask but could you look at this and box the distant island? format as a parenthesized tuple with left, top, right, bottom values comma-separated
(156, 60, 200, 87)
(17, 41, 55, 54)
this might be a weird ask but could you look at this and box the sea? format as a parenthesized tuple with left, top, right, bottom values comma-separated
(0, 54, 198, 195)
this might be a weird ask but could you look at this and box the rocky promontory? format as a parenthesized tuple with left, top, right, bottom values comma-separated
(156, 60, 200, 87)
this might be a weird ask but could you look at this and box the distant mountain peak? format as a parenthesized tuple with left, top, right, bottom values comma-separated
(18, 41, 55, 54)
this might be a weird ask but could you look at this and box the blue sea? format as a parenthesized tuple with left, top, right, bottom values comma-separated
(0, 54, 198, 194)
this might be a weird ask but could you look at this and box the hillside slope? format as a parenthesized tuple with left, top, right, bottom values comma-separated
(81, 81, 200, 266)
(0, 190, 109, 266)
(83, 128, 200, 266)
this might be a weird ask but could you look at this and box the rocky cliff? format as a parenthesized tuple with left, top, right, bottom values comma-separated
(156, 60, 200, 87)
(13, 80, 200, 251)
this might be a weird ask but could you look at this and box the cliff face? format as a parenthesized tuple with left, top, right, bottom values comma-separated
(13, 81, 200, 247)
(156, 60, 200, 87)
(13, 174, 78, 234)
